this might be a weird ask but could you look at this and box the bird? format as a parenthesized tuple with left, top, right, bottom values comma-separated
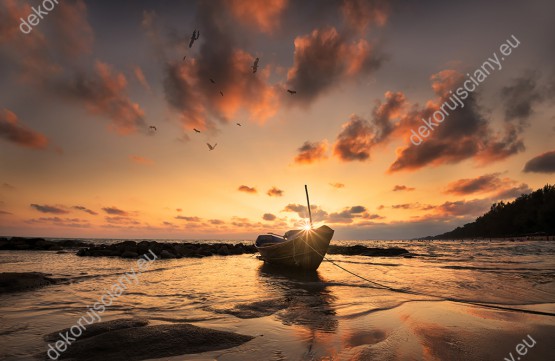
(236, 122, 242, 126)
(189, 29, 199, 48)
(182, 55, 187, 61)
(206, 143, 217, 151)
(149, 126, 157, 131)
(220, 91, 224, 97)
(209, 78, 216, 84)
(193, 128, 201, 133)
(252, 57, 259, 73)
(287, 89, 297, 95)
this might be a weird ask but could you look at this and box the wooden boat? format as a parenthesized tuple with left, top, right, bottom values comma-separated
(255, 225, 334, 271)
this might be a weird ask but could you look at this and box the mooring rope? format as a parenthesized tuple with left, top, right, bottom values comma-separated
(300, 235, 555, 317)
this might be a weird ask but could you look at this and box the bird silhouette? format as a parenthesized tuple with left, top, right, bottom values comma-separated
(287, 89, 297, 94)
(220, 91, 224, 97)
(189, 29, 199, 48)
(182, 55, 187, 61)
(207, 143, 217, 151)
(193, 128, 201, 133)
(209, 78, 216, 84)
(149, 125, 157, 131)
(236, 123, 242, 126)
(252, 57, 259, 73)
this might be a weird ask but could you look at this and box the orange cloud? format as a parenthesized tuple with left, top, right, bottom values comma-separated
(393, 185, 415, 192)
(287, 27, 383, 104)
(63, 61, 146, 135)
(133, 65, 152, 92)
(0, 109, 49, 149)
(49, 0, 93, 58)
(342, 0, 390, 32)
(129, 155, 154, 165)
(267, 187, 284, 197)
(294, 140, 328, 164)
(227, 0, 288, 34)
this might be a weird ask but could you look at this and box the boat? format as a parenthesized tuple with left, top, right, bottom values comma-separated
(255, 225, 334, 271)
(254, 185, 334, 271)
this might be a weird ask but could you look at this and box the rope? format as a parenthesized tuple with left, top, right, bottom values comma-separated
(299, 235, 555, 317)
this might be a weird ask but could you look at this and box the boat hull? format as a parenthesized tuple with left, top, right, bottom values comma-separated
(255, 225, 334, 271)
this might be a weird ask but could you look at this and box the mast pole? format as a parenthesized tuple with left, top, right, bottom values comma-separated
(305, 185, 313, 229)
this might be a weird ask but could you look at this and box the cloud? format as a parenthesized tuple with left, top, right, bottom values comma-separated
(102, 206, 128, 216)
(267, 187, 284, 197)
(282, 203, 328, 222)
(263, 213, 277, 221)
(209, 219, 225, 225)
(59, 61, 146, 135)
(238, 185, 257, 193)
(30, 204, 69, 214)
(175, 215, 202, 222)
(157, 3, 280, 133)
(0, 210, 12, 215)
(105, 216, 141, 225)
(329, 183, 345, 189)
(443, 173, 504, 195)
(286, 27, 383, 105)
(501, 72, 543, 124)
(133, 65, 152, 92)
(0, 109, 49, 149)
(49, 0, 93, 59)
(333, 91, 406, 161)
(27, 217, 90, 228)
(342, 0, 390, 32)
(294, 140, 328, 164)
(2, 182, 15, 190)
(327, 205, 368, 224)
(72, 206, 98, 215)
(129, 155, 154, 165)
(391, 203, 422, 210)
(392, 185, 415, 192)
(226, 0, 288, 34)
(523, 150, 555, 173)
(493, 184, 532, 200)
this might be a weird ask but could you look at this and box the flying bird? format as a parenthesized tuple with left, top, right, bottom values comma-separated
(206, 143, 217, 151)
(252, 57, 259, 73)
(220, 91, 224, 97)
(182, 55, 187, 61)
(193, 128, 201, 133)
(149, 126, 157, 131)
(189, 29, 199, 48)
(287, 89, 297, 95)
(209, 78, 216, 84)
(236, 123, 242, 126)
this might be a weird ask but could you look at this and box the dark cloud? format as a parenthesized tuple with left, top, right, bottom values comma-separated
(73, 206, 98, 215)
(282, 203, 328, 222)
(286, 27, 383, 105)
(493, 184, 532, 200)
(263, 213, 277, 221)
(443, 173, 503, 195)
(102, 206, 128, 216)
(30, 204, 68, 214)
(327, 205, 368, 224)
(501, 73, 543, 125)
(0, 109, 49, 150)
(267, 187, 284, 197)
(523, 150, 555, 173)
(175, 215, 202, 222)
(393, 185, 415, 192)
(238, 185, 257, 193)
(294, 140, 328, 164)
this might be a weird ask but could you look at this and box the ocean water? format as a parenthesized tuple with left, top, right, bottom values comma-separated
(0, 239, 554, 360)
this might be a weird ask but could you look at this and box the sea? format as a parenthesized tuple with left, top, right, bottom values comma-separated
(0, 239, 554, 360)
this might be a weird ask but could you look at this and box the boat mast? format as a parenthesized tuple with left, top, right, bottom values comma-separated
(305, 184, 313, 229)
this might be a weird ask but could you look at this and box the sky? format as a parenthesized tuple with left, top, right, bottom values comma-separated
(0, 0, 554, 240)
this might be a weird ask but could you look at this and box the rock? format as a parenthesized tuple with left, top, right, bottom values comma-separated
(0, 272, 56, 293)
(121, 251, 139, 259)
(217, 245, 230, 255)
(219, 298, 290, 319)
(0, 237, 92, 251)
(44, 318, 149, 343)
(160, 250, 176, 259)
(46, 319, 254, 361)
(328, 245, 410, 257)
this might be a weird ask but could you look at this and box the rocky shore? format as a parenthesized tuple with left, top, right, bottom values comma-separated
(0, 272, 58, 293)
(0, 237, 92, 251)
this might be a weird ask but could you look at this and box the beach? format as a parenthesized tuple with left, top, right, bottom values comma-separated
(0, 239, 553, 360)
